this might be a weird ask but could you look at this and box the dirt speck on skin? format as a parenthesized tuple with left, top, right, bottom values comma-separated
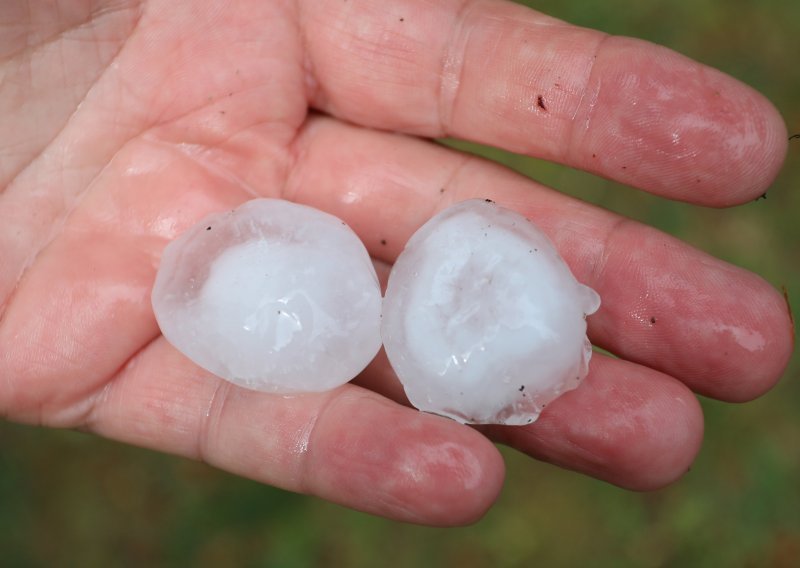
(783, 285, 795, 342)
(650, 316, 656, 325)
(380, 239, 387, 246)
(536, 95, 547, 111)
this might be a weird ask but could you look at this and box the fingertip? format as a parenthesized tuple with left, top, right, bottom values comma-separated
(427, 423, 507, 526)
(745, 283, 794, 400)
(393, 414, 507, 526)
(704, 281, 795, 403)
(615, 379, 705, 491)
(587, 223, 794, 404)
(709, 85, 788, 207)
(309, 391, 506, 526)
(580, 37, 789, 206)
(561, 364, 705, 492)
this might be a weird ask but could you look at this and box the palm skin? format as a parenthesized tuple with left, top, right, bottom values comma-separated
(0, 0, 793, 526)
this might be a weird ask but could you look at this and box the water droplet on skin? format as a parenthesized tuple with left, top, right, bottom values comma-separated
(711, 322, 766, 352)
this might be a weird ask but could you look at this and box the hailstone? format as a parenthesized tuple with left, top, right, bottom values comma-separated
(151, 198, 383, 393)
(381, 199, 601, 425)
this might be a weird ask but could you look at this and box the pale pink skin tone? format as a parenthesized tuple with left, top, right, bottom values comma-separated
(0, 0, 793, 526)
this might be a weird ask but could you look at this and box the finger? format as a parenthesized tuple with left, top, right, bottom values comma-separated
(84, 337, 505, 526)
(298, 0, 787, 205)
(284, 116, 794, 402)
(355, 290, 704, 490)
(359, 343, 703, 490)
(486, 354, 704, 490)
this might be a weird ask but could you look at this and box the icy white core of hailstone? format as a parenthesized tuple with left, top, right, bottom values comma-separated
(382, 199, 601, 425)
(151, 198, 383, 393)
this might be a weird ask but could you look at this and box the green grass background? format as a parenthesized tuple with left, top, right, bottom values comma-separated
(2, 0, 798, 566)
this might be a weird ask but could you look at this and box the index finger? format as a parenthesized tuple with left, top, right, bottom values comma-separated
(298, 0, 787, 206)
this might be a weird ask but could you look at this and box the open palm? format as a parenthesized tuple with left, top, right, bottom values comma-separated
(0, 0, 793, 525)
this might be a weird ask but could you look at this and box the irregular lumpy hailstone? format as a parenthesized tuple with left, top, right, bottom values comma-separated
(382, 199, 601, 425)
(151, 198, 383, 393)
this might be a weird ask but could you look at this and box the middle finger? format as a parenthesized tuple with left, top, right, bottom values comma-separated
(283, 116, 793, 402)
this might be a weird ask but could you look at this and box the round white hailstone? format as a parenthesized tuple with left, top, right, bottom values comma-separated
(151, 198, 383, 393)
(382, 199, 601, 425)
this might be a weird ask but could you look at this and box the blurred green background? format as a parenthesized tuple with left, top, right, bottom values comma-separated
(2, 0, 798, 566)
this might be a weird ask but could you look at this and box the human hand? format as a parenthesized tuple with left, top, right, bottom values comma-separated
(0, 0, 792, 526)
